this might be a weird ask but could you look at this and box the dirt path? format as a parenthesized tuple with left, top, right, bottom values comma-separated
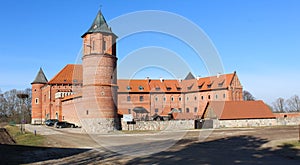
(1, 125, 299, 164)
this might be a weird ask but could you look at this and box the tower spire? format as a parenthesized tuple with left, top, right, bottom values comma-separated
(81, 10, 116, 38)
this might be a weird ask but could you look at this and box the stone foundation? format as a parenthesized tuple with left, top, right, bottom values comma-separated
(121, 119, 194, 131)
(80, 118, 120, 133)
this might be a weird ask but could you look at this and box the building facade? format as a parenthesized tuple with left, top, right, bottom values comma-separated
(31, 11, 243, 129)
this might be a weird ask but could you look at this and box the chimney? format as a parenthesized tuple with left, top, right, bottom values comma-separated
(217, 73, 221, 78)
(160, 77, 164, 82)
(196, 76, 201, 80)
(145, 77, 150, 84)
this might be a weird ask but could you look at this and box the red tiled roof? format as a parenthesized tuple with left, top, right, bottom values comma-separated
(48, 64, 237, 93)
(48, 64, 83, 85)
(204, 101, 275, 120)
(172, 112, 195, 120)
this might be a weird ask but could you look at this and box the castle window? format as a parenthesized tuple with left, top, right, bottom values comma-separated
(155, 108, 159, 113)
(171, 97, 174, 101)
(155, 87, 160, 91)
(207, 81, 213, 88)
(86, 110, 89, 115)
(208, 95, 211, 100)
(139, 96, 144, 102)
(179, 108, 182, 113)
(35, 98, 39, 104)
(223, 93, 226, 98)
(103, 40, 106, 51)
(179, 97, 182, 101)
(127, 96, 131, 102)
(201, 96, 204, 100)
(194, 107, 198, 113)
(139, 86, 144, 91)
(155, 97, 158, 101)
(198, 82, 204, 89)
(215, 94, 218, 99)
(186, 97, 189, 101)
(92, 40, 95, 50)
(128, 109, 131, 114)
(186, 108, 190, 113)
(166, 87, 171, 91)
(163, 97, 166, 101)
(218, 80, 225, 87)
(127, 86, 131, 90)
(194, 96, 197, 100)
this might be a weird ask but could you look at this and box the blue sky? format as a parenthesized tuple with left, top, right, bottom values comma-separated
(0, 0, 299, 104)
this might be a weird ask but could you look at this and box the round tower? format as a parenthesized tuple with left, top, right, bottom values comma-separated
(31, 68, 48, 124)
(81, 10, 119, 132)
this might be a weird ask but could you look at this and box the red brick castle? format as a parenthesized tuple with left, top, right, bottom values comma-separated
(31, 11, 244, 130)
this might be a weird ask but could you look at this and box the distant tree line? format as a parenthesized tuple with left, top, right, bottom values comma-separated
(272, 95, 300, 113)
(0, 88, 32, 124)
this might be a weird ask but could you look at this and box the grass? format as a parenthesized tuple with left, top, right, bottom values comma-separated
(281, 140, 300, 149)
(5, 125, 45, 146)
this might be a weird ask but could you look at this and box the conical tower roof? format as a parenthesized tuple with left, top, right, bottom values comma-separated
(31, 68, 48, 84)
(81, 10, 116, 38)
(184, 72, 195, 80)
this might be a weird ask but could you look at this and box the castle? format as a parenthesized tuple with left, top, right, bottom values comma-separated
(31, 11, 246, 131)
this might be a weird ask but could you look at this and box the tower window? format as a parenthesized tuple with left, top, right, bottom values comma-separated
(103, 40, 106, 51)
(35, 98, 39, 104)
(127, 96, 131, 102)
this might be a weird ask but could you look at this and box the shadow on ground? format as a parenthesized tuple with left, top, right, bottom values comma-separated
(126, 135, 300, 165)
(0, 135, 299, 164)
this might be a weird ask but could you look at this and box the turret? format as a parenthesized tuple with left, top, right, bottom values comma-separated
(81, 10, 120, 132)
(31, 68, 48, 124)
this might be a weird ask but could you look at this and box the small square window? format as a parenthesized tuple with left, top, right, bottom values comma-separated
(127, 96, 131, 102)
(140, 96, 144, 102)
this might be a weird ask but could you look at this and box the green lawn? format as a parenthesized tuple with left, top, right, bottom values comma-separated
(5, 125, 45, 146)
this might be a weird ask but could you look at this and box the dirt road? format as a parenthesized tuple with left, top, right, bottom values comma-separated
(1, 125, 299, 164)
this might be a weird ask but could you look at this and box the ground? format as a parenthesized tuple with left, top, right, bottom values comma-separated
(0, 124, 299, 164)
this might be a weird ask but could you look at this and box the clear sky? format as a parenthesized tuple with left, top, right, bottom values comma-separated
(0, 0, 299, 104)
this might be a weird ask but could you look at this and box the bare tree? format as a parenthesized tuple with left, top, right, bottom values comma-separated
(286, 95, 300, 112)
(272, 97, 286, 112)
(0, 88, 32, 123)
(243, 90, 255, 101)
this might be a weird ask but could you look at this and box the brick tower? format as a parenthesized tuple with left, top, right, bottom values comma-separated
(81, 10, 119, 132)
(31, 68, 48, 124)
